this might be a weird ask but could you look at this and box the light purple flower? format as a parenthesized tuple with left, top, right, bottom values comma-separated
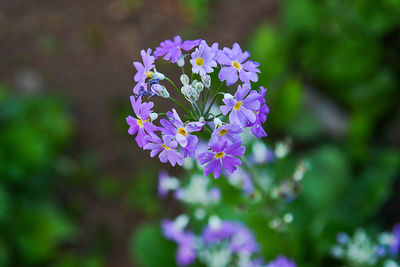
(210, 123, 243, 144)
(154, 35, 201, 63)
(266, 255, 296, 267)
(126, 96, 159, 148)
(197, 140, 245, 178)
(217, 43, 260, 85)
(250, 86, 269, 137)
(144, 134, 184, 166)
(160, 108, 205, 157)
(391, 223, 400, 255)
(161, 219, 197, 266)
(133, 48, 155, 94)
(220, 83, 261, 127)
(202, 221, 259, 254)
(190, 40, 217, 76)
(176, 233, 197, 266)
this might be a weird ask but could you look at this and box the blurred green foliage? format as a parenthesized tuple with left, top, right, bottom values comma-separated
(131, 0, 400, 266)
(0, 85, 105, 266)
(249, 0, 400, 154)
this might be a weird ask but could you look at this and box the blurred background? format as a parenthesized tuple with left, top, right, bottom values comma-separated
(0, 0, 400, 266)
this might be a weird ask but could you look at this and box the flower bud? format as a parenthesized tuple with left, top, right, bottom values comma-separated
(201, 74, 211, 88)
(191, 79, 204, 94)
(180, 74, 190, 86)
(152, 68, 165, 80)
(223, 93, 234, 99)
(213, 118, 222, 129)
(177, 55, 185, 67)
(156, 85, 170, 98)
(149, 113, 158, 121)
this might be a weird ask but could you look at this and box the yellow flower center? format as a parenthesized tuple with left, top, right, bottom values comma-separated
(161, 144, 171, 151)
(218, 129, 228, 136)
(137, 117, 150, 128)
(254, 110, 258, 115)
(195, 58, 204, 66)
(177, 127, 187, 137)
(145, 71, 154, 78)
(232, 61, 241, 70)
(215, 152, 225, 159)
(234, 101, 243, 111)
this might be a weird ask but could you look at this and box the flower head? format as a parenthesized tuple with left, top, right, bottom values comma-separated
(126, 96, 159, 148)
(198, 140, 245, 178)
(144, 134, 184, 166)
(220, 83, 261, 127)
(217, 43, 260, 85)
(154, 35, 201, 63)
(190, 40, 217, 76)
(133, 49, 155, 94)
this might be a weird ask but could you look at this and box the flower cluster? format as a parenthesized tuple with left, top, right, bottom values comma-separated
(162, 215, 296, 267)
(331, 225, 400, 266)
(127, 36, 268, 178)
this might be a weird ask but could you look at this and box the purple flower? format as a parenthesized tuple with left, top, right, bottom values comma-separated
(154, 35, 201, 63)
(202, 221, 259, 254)
(176, 233, 197, 266)
(160, 108, 205, 157)
(133, 49, 155, 94)
(161, 218, 197, 266)
(390, 223, 400, 255)
(144, 134, 184, 166)
(217, 43, 260, 85)
(210, 123, 243, 144)
(190, 40, 217, 76)
(197, 140, 245, 178)
(250, 86, 269, 137)
(266, 256, 296, 267)
(126, 96, 159, 148)
(220, 83, 261, 127)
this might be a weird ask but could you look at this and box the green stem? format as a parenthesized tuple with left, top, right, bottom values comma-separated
(180, 66, 185, 74)
(204, 82, 224, 116)
(205, 113, 223, 122)
(192, 102, 202, 117)
(169, 96, 190, 114)
(165, 77, 187, 103)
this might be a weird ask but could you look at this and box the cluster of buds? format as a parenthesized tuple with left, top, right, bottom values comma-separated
(127, 36, 269, 178)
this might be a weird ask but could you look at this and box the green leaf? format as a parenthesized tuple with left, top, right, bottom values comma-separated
(130, 224, 176, 267)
